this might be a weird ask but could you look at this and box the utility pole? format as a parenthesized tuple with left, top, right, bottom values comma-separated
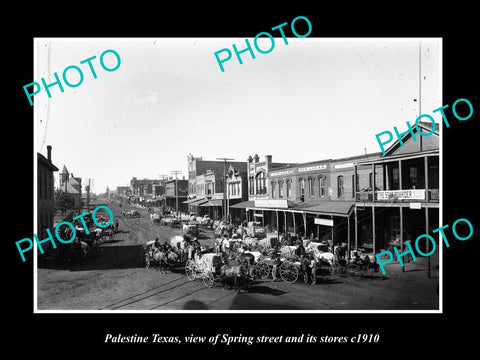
(216, 157, 234, 222)
(158, 175, 168, 209)
(170, 170, 182, 217)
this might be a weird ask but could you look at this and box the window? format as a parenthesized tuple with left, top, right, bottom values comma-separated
(352, 175, 355, 197)
(337, 175, 344, 197)
(256, 171, 266, 195)
(279, 180, 284, 198)
(369, 172, 373, 189)
(286, 180, 292, 198)
(319, 176, 325, 197)
(392, 168, 399, 189)
(271, 181, 276, 198)
(249, 176, 254, 195)
(308, 178, 314, 197)
(409, 167, 418, 189)
(299, 179, 305, 200)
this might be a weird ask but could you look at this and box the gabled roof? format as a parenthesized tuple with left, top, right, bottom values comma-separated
(59, 182, 79, 194)
(37, 153, 59, 172)
(60, 165, 69, 175)
(383, 122, 439, 157)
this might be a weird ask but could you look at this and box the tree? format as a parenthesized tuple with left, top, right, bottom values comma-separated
(53, 189, 75, 215)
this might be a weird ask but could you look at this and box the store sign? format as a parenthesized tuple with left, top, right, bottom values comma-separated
(254, 212, 264, 217)
(298, 164, 327, 172)
(270, 169, 294, 177)
(377, 189, 425, 201)
(255, 199, 289, 209)
(314, 218, 334, 226)
(334, 162, 354, 169)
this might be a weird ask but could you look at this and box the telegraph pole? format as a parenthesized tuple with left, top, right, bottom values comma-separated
(170, 170, 182, 217)
(158, 175, 168, 210)
(216, 157, 234, 222)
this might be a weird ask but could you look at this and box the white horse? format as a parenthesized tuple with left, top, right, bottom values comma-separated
(152, 250, 167, 273)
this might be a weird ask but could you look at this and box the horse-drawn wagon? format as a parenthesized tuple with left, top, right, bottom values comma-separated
(144, 238, 188, 272)
(185, 251, 253, 292)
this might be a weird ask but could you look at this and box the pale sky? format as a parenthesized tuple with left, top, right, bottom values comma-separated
(34, 38, 441, 194)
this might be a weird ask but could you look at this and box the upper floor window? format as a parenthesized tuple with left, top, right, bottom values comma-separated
(271, 181, 276, 198)
(319, 176, 325, 197)
(256, 171, 266, 195)
(286, 180, 292, 198)
(279, 180, 284, 198)
(337, 175, 344, 197)
(299, 179, 305, 200)
(308, 178, 314, 197)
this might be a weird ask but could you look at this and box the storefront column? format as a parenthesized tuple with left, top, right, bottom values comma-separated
(400, 205, 404, 272)
(276, 210, 280, 240)
(331, 215, 334, 245)
(372, 207, 376, 255)
(425, 156, 430, 278)
(303, 213, 307, 237)
(283, 211, 287, 236)
(354, 206, 358, 251)
(347, 215, 351, 260)
(292, 212, 296, 236)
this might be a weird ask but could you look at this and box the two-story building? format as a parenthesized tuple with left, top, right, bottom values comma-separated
(185, 154, 248, 220)
(165, 178, 188, 214)
(239, 153, 381, 251)
(354, 122, 439, 261)
(38, 145, 59, 249)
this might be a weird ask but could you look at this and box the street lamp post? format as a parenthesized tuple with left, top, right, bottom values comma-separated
(170, 170, 182, 217)
(216, 157, 234, 222)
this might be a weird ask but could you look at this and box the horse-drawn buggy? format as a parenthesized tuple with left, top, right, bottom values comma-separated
(160, 217, 182, 229)
(185, 250, 254, 293)
(254, 245, 302, 283)
(121, 209, 140, 218)
(183, 221, 199, 237)
(144, 237, 188, 272)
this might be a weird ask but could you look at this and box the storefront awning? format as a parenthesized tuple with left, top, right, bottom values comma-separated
(230, 200, 255, 209)
(294, 201, 354, 217)
(199, 199, 223, 207)
(183, 198, 203, 204)
(185, 198, 209, 206)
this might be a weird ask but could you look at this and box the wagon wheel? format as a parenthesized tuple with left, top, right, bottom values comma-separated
(256, 261, 271, 279)
(346, 263, 360, 277)
(279, 261, 299, 283)
(202, 269, 215, 288)
(185, 260, 197, 281)
(145, 254, 150, 269)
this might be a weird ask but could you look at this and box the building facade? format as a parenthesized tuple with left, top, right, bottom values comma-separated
(354, 122, 440, 259)
(165, 179, 188, 214)
(58, 164, 82, 212)
(38, 145, 59, 245)
(186, 153, 248, 220)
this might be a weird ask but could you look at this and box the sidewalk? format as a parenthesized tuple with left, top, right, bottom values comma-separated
(380, 251, 440, 280)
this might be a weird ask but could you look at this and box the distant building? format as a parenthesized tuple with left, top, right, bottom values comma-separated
(186, 153, 249, 220)
(129, 177, 162, 197)
(116, 186, 131, 197)
(165, 179, 188, 213)
(58, 164, 82, 212)
(38, 145, 58, 244)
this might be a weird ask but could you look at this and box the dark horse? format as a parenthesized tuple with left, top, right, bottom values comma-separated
(219, 253, 254, 293)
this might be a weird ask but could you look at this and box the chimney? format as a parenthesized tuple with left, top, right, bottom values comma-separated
(265, 155, 272, 164)
(47, 145, 52, 162)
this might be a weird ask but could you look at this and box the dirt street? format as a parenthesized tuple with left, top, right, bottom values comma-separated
(37, 201, 439, 311)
